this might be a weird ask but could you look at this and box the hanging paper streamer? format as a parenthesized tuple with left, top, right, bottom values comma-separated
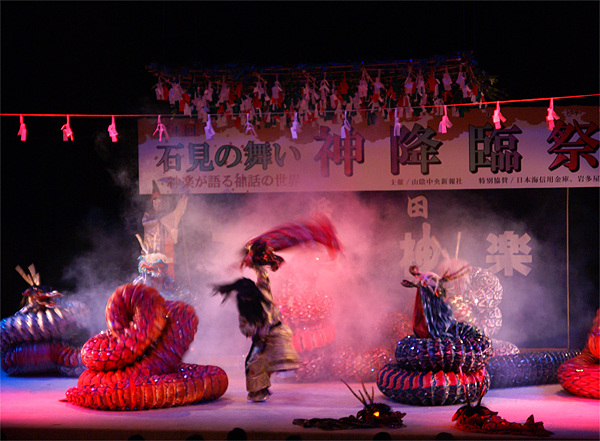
(107, 116, 118, 142)
(374, 72, 385, 97)
(244, 114, 257, 138)
(434, 98, 444, 116)
(456, 65, 466, 89)
(420, 92, 428, 114)
(492, 101, 506, 129)
(457, 65, 470, 98)
(155, 77, 164, 100)
(427, 67, 440, 97)
(218, 76, 229, 105)
(17, 115, 27, 141)
(416, 70, 426, 96)
(393, 108, 402, 136)
(442, 66, 453, 91)
(254, 78, 265, 99)
(61, 115, 74, 141)
(272, 75, 283, 103)
(358, 67, 372, 99)
(203, 81, 214, 102)
(404, 75, 414, 95)
(320, 74, 330, 102)
(438, 105, 452, 134)
(291, 112, 301, 140)
(205, 114, 215, 140)
(153, 115, 169, 141)
(341, 111, 352, 139)
(546, 98, 559, 130)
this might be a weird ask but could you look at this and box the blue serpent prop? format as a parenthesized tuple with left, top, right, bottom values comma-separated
(1, 265, 89, 376)
(377, 265, 492, 406)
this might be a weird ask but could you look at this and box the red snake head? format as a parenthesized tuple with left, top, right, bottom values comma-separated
(21, 285, 63, 309)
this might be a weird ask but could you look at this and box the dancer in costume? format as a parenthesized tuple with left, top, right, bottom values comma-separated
(214, 215, 342, 402)
(141, 180, 188, 279)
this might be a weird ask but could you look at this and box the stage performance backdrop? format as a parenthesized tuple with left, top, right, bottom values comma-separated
(139, 105, 599, 195)
(138, 105, 598, 350)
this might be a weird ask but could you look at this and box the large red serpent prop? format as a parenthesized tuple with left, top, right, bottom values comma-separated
(558, 309, 600, 399)
(65, 284, 228, 410)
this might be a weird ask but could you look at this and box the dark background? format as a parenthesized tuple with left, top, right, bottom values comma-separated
(1, 2, 598, 347)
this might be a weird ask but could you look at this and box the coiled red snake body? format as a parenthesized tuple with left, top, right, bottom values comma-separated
(65, 284, 228, 410)
(558, 309, 600, 399)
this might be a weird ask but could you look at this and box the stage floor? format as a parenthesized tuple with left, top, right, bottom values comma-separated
(1, 359, 598, 441)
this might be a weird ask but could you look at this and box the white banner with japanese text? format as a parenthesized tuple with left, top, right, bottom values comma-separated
(138, 105, 599, 194)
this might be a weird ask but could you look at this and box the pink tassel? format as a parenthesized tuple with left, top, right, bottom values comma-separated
(17, 115, 27, 141)
(546, 98, 559, 130)
(205, 114, 215, 140)
(108, 116, 118, 142)
(438, 106, 452, 134)
(153, 115, 169, 141)
(61, 115, 74, 141)
(493, 101, 506, 129)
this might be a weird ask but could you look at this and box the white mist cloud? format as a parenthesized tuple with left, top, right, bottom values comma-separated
(60, 175, 592, 369)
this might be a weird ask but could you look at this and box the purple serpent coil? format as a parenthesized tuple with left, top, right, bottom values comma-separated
(1, 267, 90, 376)
(377, 321, 492, 406)
(488, 350, 581, 389)
(394, 321, 492, 373)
